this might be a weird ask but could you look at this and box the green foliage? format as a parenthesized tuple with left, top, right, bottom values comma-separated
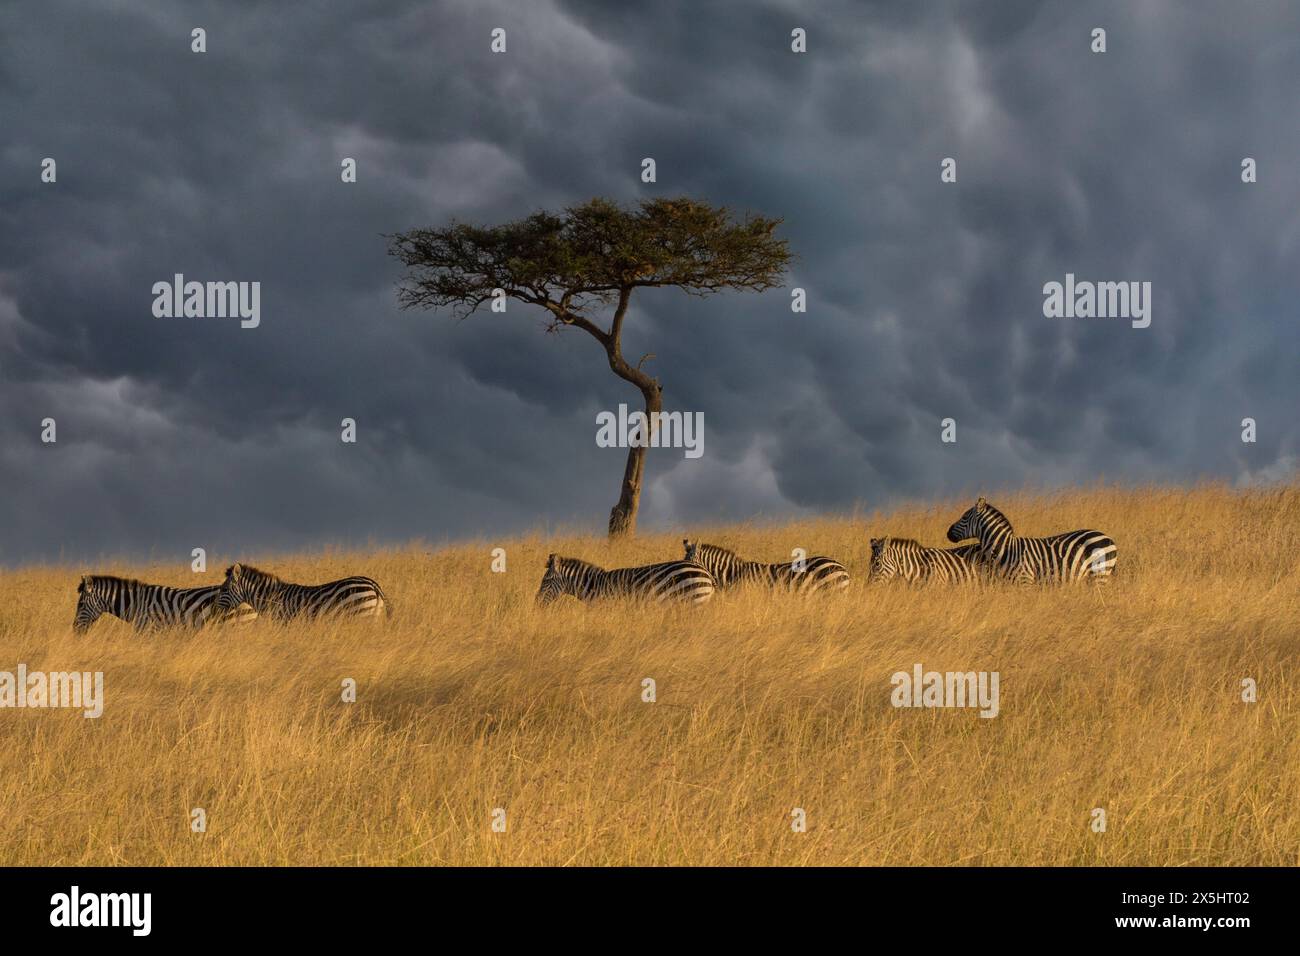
(388, 197, 791, 321)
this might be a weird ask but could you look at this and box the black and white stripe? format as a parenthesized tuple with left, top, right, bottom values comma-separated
(868, 537, 984, 584)
(682, 540, 850, 593)
(536, 554, 715, 605)
(946, 497, 1118, 583)
(73, 575, 257, 633)
(215, 563, 390, 620)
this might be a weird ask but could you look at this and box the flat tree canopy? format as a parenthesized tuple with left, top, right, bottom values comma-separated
(388, 196, 791, 536)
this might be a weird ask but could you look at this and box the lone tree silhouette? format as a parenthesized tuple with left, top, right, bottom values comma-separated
(388, 197, 791, 537)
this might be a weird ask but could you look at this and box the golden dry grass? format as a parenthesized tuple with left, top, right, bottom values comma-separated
(1, 483, 1297, 865)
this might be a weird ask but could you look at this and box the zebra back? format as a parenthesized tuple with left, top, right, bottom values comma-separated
(946, 498, 1117, 582)
(217, 563, 389, 620)
(74, 575, 257, 632)
(538, 554, 715, 605)
(868, 537, 983, 584)
(683, 540, 849, 593)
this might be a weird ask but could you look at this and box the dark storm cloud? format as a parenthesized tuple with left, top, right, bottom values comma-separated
(1, 0, 1296, 565)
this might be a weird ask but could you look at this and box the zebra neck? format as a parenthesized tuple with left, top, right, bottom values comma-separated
(978, 521, 1016, 560)
(113, 586, 135, 621)
(574, 568, 603, 599)
(251, 580, 286, 609)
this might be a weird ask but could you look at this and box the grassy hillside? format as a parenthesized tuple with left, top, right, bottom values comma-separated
(1, 483, 1297, 865)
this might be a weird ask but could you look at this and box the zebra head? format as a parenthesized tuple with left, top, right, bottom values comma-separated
(537, 554, 602, 604)
(73, 575, 107, 633)
(680, 542, 733, 584)
(867, 538, 892, 580)
(536, 554, 566, 605)
(215, 563, 252, 612)
(947, 496, 989, 543)
(217, 563, 284, 614)
(869, 537, 916, 581)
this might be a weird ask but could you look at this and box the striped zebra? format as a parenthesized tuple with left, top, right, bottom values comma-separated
(214, 563, 390, 621)
(73, 575, 258, 634)
(946, 497, 1118, 583)
(868, 537, 985, 584)
(682, 540, 850, 593)
(536, 554, 715, 605)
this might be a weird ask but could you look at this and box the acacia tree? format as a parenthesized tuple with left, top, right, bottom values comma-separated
(388, 197, 791, 537)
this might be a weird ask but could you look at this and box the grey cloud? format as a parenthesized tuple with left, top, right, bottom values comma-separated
(1, 0, 1296, 565)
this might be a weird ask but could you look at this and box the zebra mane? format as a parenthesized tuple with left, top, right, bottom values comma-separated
(694, 542, 738, 558)
(881, 537, 924, 549)
(979, 501, 1014, 529)
(83, 574, 149, 588)
(556, 556, 604, 574)
(232, 564, 282, 583)
(80, 574, 211, 596)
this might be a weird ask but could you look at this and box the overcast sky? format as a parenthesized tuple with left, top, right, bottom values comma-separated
(2, 0, 1297, 566)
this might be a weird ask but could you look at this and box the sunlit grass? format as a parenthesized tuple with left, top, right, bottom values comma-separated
(1, 482, 1297, 865)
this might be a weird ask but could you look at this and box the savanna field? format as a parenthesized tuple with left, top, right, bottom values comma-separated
(1, 484, 1297, 866)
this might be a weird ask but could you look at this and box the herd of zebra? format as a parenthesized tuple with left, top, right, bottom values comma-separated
(73, 562, 389, 633)
(538, 497, 1118, 604)
(70, 498, 1118, 631)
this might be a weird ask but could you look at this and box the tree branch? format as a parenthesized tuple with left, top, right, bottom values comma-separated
(608, 286, 633, 352)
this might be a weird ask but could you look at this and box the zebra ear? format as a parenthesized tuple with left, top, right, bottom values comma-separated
(546, 553, 557, 570)
(225, 563, 240, 579)
(976, 497, 987, 510)
(78, 575, 88, 593)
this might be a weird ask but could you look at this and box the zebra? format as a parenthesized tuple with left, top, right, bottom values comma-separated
(73, 575, 258, 634)
(681, 540, 850, 593)
(536, 554, 715, 605)
(214, 563, 390, 621)
(946, 497, 1118, 583)
(868, 537, 985, 584)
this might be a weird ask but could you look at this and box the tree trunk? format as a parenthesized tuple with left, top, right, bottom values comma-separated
(608, 381, 662, 537)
